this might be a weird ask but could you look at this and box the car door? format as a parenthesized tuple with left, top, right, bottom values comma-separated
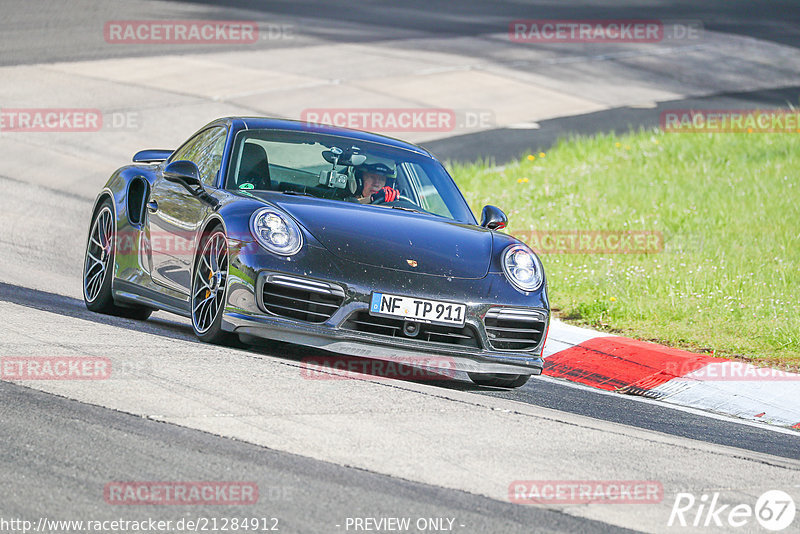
(147, 126, 228, 295)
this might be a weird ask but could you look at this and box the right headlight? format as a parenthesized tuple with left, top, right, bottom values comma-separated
(502, 244, 543, 292)
(249, 208, 303, 256)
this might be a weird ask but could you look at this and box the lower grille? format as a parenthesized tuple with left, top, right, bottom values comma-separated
(484, 307, 546, 351)
(343, 311, 481, 348)
(260, 274, 345, 323)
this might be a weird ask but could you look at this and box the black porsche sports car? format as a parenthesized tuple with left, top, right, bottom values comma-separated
(83, 117, 549, 388)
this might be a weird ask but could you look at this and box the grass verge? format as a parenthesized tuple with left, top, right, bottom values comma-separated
(450, 129, 800, 369)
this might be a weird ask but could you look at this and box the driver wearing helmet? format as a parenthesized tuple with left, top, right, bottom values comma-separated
(354, 162, 400, 204)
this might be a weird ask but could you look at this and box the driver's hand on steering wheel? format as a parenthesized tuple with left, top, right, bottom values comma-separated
(370, 186, 400, 203)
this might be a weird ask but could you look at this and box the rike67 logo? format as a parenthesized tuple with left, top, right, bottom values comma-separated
(668, 490, 796, 531)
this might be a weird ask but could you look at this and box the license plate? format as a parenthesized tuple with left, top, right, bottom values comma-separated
(370, 292, 467, 327)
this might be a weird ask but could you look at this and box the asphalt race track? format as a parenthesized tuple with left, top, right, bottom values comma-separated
(2, 379, 627, 534)
(1, 2, 799, 533)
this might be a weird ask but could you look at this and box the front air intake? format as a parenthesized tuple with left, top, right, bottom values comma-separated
(260, 274, 345, 323)
(483, 307, 546, 351)
(342, 311, 481, 348)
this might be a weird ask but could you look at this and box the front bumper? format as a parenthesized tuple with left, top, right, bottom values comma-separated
(223, 309, 544, 375)
(222, 261, 548, 376)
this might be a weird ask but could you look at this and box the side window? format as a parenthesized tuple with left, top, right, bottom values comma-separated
(401, 162, 454, 219)
(171, 127, 227, 187)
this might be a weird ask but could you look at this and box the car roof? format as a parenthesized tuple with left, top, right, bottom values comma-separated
(208, 116, 434, 157)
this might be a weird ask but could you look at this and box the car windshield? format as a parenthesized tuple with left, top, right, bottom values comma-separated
(224, 129, 475, 223)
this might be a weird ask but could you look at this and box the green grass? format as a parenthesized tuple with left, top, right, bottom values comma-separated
(449, 130, 800, 369)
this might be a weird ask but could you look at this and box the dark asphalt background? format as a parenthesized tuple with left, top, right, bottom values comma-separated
(3, 0, 799, 162)
(0, 378, 631, 534)
(3, 0, 800, 66)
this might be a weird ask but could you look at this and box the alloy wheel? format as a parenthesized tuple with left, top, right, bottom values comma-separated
(192, 231, 228, 334)
(83, 206, 113, 302)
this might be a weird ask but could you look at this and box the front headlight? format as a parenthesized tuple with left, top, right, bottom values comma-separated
(502, 244, 543, 292)
(250, 208, 303, 256)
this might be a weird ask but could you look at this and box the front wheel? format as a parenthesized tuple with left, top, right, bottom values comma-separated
(467, 373, 531, 388)
(83, 199, 152, 320)
(191, 228, 232, 344)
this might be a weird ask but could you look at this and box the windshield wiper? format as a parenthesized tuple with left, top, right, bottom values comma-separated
(390, 205, 425, 214)
(281, 190, 313, 197)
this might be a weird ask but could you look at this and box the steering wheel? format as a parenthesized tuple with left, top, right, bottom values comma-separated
(372, 194, 415, 205)
(369, 189, 416, 205)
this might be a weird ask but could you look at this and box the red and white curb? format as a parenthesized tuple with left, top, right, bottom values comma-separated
(543, 320, 800, 430)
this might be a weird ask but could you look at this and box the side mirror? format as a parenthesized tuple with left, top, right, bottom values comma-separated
(164, 160, 202, 188)
(480, 205, 508, 230)
(163, 160, 219, 208)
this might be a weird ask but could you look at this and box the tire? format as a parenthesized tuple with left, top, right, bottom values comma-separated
(190, 227, 232, 344)
(467, 372, 531, 388)
(83, 199, 152, 320)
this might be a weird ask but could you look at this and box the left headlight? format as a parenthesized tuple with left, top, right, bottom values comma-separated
(502, 244, 543, 292)
(250, 208, 303, 256)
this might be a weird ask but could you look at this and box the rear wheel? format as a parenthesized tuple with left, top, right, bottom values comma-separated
(83, 199, 152, 320)
(191, 228, 232, 344)
(467, 373, 531, 388)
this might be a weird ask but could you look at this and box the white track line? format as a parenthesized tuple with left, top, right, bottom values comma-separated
(535, 374, 800, 437)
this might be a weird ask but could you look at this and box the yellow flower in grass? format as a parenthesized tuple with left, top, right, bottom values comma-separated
(517, 177, 529, 184)
(610, 297, 617, 302)
(527, 154, 536, 161)
(615, 142, 622, 148)
(539, 152, 546, 158)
